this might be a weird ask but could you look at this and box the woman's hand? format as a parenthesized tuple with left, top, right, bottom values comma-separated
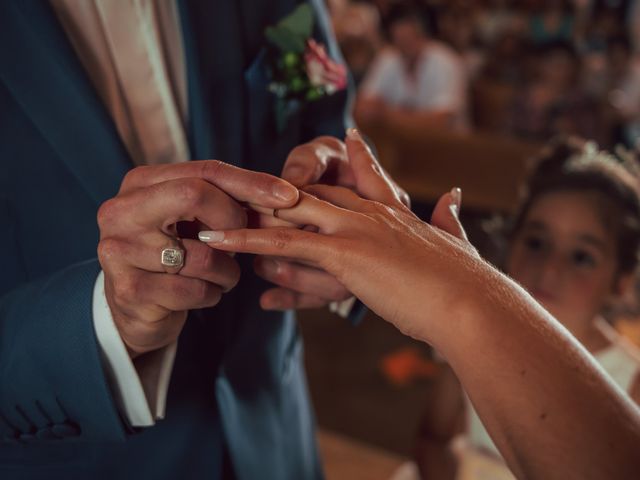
(245, 131, 408, 311)
(200, 132, 640, 480)
(200, 131, 481, 345)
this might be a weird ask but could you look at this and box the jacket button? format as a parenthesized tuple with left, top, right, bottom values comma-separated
(51, 421, 81, 437)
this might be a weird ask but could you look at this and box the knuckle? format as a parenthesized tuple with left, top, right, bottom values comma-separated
(225, 261, 241, 290)
(113, 273, 140, 305)
(191, 280, 210, 304)
(97, 198, 120, 230)
(192, 280, 221, 306)
(370, 201, 395, 218)
(122, 165, 152, 190)
(176, 178, 207, 209)
(229, 269, 241, 290)
(199, 160, 225, 180)
(199, 246, 218, 271)
(274, 262, 294, 285)
(97, 238, 122, 265)
(208, 289, 223, 306)
(272, 229, 293, 250)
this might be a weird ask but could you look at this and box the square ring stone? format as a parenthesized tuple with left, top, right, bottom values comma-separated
(161, 248, 184, 267)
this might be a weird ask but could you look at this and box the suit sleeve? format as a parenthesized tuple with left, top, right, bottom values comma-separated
(0, 225, 130, 444)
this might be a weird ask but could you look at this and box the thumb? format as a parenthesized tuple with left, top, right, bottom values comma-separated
(345, 128, 403, 207)
(430, 187, 467, 241)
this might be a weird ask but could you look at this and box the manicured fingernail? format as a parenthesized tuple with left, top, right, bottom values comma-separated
(449, 204, 459, 218)
(262, 258, 282, 275)
(346, 127, 362, 141)
(272, 182, 298, 202)
(450, 187, 462, 209)
(198, 231, 224, 243)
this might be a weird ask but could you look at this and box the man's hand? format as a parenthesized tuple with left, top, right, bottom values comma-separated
(254, 130, 409, 310)
(97, 161, 299, 357)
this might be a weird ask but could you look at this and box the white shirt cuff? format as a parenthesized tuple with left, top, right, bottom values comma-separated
(329, 297, 357, 318)
(92, 271, 177, 427)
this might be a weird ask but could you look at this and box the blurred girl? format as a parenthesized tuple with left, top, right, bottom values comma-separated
(416, 137, 640, 480)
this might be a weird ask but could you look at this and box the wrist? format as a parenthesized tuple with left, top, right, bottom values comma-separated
(424, 260, 515, 360)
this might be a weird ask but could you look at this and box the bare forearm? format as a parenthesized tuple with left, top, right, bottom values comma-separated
(205, 136, 640, 478)
(431, 266, 640, 480)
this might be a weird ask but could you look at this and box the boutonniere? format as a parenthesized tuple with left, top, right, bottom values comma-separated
(265, 4, 348, 132)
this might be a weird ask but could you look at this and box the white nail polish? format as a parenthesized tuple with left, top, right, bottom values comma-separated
(198, 231, 224, 243)
(449, 203, 459, 218)
(346, 127, 361, 141)
(450, 187, 462, 209)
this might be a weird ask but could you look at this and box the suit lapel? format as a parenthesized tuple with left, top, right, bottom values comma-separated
(182, 0, 246, 167)
(0, 0, 131, 205)
(177, 0, 214, 161)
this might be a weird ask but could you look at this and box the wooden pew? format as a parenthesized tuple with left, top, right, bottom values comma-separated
(363, 125, 541, 214)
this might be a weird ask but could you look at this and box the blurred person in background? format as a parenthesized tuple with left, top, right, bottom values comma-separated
(527, 0, 575, 45)
(436, 2, 485, 81)
(414, 137, 640, 480)
(474, 0, 527, 46)
(470, 27, 528, 132)
(629, 0, 640, 52)
(603, 35, 640, 149)
(330, 0, 383, 85)
(508, 40, 605, 143)
(355, 4, 469, 132)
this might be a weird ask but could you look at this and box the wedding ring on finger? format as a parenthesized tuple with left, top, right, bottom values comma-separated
(161, 245, 185, 273)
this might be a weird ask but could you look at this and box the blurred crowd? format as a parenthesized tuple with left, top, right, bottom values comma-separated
(327, 0, 640, 149)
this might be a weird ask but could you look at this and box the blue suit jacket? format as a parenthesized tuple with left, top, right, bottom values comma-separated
(0, 1, 351, 478)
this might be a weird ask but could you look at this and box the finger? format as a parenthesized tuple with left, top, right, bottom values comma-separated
(345, 128, 405, 208)
(273, 192, 356, 233)
(120, 160, 299, 207)
(99, 178, 247, 235)
(198, 227, 331, 267)
(100, 236, 241, 291)
(430, 187, 468, 241)
(257, 253, 320, 270)
(107, 269, 223, 313)
(302, 184, 369, 212)
(281, 137, 355, 187)
(116, 310, 187, 355)
(260, 288, 331, 310)
(249, 210, 300, 229)
(254, 257, 351, 301)
(398, 188, 412, 209)
(246, 204, 300, 228)
(174, 239, 241, 292)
